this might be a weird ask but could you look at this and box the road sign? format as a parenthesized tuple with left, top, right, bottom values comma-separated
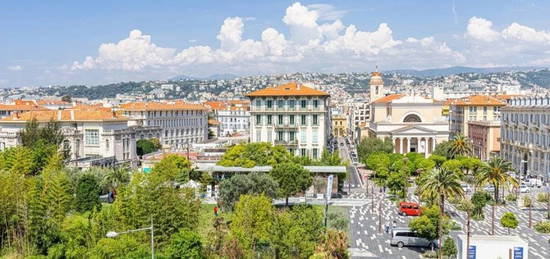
(468, 245, 476, 259)
(513, 247, 523, 259)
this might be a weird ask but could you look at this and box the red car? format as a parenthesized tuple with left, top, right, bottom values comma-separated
(398, 202, 421, 216)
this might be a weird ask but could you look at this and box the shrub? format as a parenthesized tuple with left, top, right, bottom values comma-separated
(442, 237, 457, 257)
(534, 221, 550, 233)
(505, 194, 517, 202)
(537, 193, 549, 203)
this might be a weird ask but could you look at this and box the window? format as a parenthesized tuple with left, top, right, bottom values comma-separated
(403, 114, 421, 122)
(277, 100, 284, 109)
(289, 131, 296, 141)
(301, 148, 307, 157)
(312, 129, 318, 144)
(277, 131, 284, 141)
(256, 115, 262, 125)
(313, 100, 319, 108)
(301, 100, 307, 109)
(105, 139, 110, 152)
(288, 100, 296, 109)
(278, 115, 284, 125)
(85, 129, 99, 145)
(267, 131, 272, 142)
(267, 100, 273, 109)
(312, 148, 318, 159)
(256, 131, 261, 142)
(301, 131, 306, 142)
(267, 115, 273, 125)
(289, 115, 295, 125)
(301, 115, 307, 125)
(312, 115, 318, 125)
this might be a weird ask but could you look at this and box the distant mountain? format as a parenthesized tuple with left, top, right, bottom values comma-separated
(169, 73, 239, 81)
(386, 66, 545, 78)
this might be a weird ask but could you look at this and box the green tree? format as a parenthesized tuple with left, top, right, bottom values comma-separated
(457, 199, 475, 259)
(218, 172, 279, 210)
(500, 212, 519, 235)
(470, 191, 492, 220)
(441, 237, 457, 258)
(432, 141, 452, 159)
(75, 174, 102, 212)
(409, 206, 450, 249)
(314, 229, 349, 259)
(317, 149, 343, 166)
(91, 236, 150, 259)
(477, 157, 517, 204)
(136, 139, 161, 156)
(152, 154, 191, 182)
(269, 163, 313, 206)
(523, 196, 533, 228)
(448, 134, 472, 159)
(357, 137, 393, 161)
(20, 119, 65, 148)
(418, 168, 464, 258)
(218, 143, 293, 168)
(230, 195, 274, 252)
(166, 229, 203, 259)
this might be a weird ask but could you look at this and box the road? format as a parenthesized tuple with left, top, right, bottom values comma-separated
(338, 137, 362, 191)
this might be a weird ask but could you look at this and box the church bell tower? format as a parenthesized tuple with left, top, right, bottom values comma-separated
(369, 68, 384, 102)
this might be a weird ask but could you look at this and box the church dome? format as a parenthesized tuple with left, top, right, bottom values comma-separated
(369, 71, 384, 86)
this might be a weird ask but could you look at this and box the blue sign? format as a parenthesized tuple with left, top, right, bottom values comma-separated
(468, 245, 476, 259)
(513, 247, 524, 259)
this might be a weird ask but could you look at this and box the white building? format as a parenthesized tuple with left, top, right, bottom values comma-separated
(500, 96, 550, 180)
(204, 100, 250, 136)
(246, 82, 331, 159)
(455, 235, 528, 259)
(0, 108, 138, 167)
(367, 72, 449, 157)
(119, 101, 209, 150)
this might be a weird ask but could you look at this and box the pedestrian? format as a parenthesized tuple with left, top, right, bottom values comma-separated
(390, 220, 397, 234)
(214, 206, 219, 217)
(385, 223, 390, 233)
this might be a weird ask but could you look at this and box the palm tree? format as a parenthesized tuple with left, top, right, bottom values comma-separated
(476, 157, 518, 235)
(457, 200, 475, 259)
(449, 134, 472, 158)
(419, 168, 464, 259)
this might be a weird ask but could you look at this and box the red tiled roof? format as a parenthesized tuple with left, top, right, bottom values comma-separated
(453, 95, 506, 106)
(372, 94, 405, 103)
(246, 82, 329, 97)
(119, 101, 207, 111)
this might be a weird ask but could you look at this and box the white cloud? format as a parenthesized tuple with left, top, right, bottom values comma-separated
(7, 65, 23, 71)
(466, 17, 500, 41)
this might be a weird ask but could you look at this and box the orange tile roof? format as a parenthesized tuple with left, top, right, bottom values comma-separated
(208, 119, 220, 125)
(0, 103, 46, 111)
(0, 109, 127, 122)
(372, 94, 405, 103)
(204, 101, 228, 110)
(494, 94, 521, 101)
(452, 95, 506, 106)
(119, 101, 207, 111)
(246, 82, 329, 97)
(36, 99, 71, 105)
(14, 100, 37, 106)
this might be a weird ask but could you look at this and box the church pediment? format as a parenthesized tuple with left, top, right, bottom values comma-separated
(390, 125, 437, 134)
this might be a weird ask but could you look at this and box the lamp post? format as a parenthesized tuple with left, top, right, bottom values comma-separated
(107, 218, 155, 259)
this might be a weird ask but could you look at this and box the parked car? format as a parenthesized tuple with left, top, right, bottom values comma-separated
(461, 183, 472, 193)
(520, 184, 530, 193)
(391, 228, 435, 248)
(398, 202, 421, 216)
(483, 185, 495, 193)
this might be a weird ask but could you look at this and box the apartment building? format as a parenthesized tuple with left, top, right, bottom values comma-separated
(204, 100, 250, 137)
(246, 82, 331, 159)
(450, 95, 505, 137)
(0, 108, 137, 167)
(500, 96, 550, 180)
(468, 120, 501, 161)
(119, 101, 208, 150)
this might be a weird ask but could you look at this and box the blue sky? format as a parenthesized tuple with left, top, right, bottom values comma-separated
(1, 0, 550, 87)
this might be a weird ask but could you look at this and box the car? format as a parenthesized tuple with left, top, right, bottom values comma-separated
(520, 184, 530, 193)
(391, 228, 435, 248)
(461, 184, 472, 193)
(398, 202, 421, 216)
(483, 185, 495, 193)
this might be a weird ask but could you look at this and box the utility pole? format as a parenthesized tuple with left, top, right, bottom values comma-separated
(378, 187, 383, 233)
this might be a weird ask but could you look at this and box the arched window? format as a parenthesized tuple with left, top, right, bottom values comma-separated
(403, 114, 422, 123)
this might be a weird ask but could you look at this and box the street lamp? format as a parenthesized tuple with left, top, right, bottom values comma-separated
(107, 218, 155, 259)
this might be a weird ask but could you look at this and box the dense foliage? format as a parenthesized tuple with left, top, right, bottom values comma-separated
(357, 137, 394, 162)
(218, 172, 279, 210)
(136, 138, 162, 156)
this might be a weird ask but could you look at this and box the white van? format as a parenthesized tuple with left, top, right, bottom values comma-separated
(390, 228, 435, 248)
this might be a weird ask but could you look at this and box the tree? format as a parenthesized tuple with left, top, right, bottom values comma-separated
(441, 237, 457, 258)
(448, 134, 472, 158)
(470, 191, 492, 220)
(230, 195, 274, 252)
(477, 157, 517, 234)
(317, 149, 343, 166)
(357, 137, 393, 161)
(314, 229, 349, 259)
(432, 141, 453, 159)
(500, 212, 519, 235)
(75, 174, 102, 212)
(457, 199, 474, 259)
(418, 168, 464, 259)
(152, 154, 191, 182)
(409, 205, 450, 249)
(218, 143, 293, 168)
(61, 95, 72, 102)
(166, 229, 203, 259)
(20, 119, 65, 147)
(270, 163, 313, 206)
(136, 139, 161, 156)
(218, 173, 279, 210)
(523, 196, 533, 228)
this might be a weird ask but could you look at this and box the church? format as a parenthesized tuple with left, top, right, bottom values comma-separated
(366, 72, 450, 157)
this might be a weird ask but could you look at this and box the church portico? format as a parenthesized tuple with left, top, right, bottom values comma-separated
(392, 135, 437, 157)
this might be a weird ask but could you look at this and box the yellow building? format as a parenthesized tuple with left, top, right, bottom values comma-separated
(332, 114, 348, 137)
(450, 95, 505, 137)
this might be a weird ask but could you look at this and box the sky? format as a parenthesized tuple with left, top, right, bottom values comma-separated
(1, 0, 550, 88)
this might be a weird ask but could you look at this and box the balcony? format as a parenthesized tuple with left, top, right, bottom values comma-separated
(274, 140, 298, 146)
(275, 123, 298, 129)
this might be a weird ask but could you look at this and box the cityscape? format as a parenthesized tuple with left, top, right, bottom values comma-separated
(2, 1, 550, 259)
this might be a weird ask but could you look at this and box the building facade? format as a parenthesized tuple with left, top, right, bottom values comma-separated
(332, 113, 348, 138)
(450, 95, 505, 137)
(246, 82, 331, 159)
(204, 100, 250, 136)
(119, 101, 208, 150)
(468, 120, 501, 161)
(0, 108, 137, 167)
(500, 96, 550, 180)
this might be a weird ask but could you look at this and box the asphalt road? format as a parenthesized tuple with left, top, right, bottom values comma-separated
(338, 137, 362, 191)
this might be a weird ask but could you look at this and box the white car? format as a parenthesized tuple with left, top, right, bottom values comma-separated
(483, 185, 495, 193)
(461, 184, 472, 193)
(520, 184, 530, 193)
